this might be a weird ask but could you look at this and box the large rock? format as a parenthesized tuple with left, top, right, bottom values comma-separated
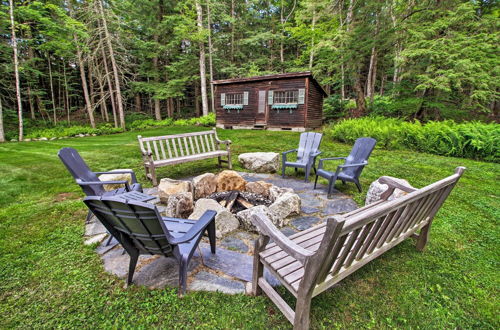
(163, 192, 194, 218)
(269, 192, 301, 226)
(244, 181, 273, 198)
(216, 170, 246, 192)
(238, 152, 280, 173)
(193, 173, 217, 199)
(98, 169, 133, 191)
(365, 176, 415, 205)
(189, 198, 239, 238)
(269, 185, 294, 202)
(158, 178, 193, 203)
(236, 205, 275, 232)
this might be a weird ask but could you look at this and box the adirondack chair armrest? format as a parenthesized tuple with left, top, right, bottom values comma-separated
(251, 213, 314, 263)
(282, 149, 298, 155)
(76, 179, 131, 191)
(309, 151, 322, 159)
(94, 170, 138, 183)
(167, 210, 217, 244)
(318, 157, 346, 169)
(338, 161, 368, 169)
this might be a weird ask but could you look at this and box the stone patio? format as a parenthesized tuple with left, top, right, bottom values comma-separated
(85, 172, 358, 294)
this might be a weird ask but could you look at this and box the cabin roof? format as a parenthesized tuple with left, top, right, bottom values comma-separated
(212, 71, 328, 96)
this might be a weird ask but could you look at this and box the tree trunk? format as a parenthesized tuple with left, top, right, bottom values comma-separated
(230, 0, 235, 63)
(9, 0, 23, 140)
(68, 0, 95, 129)
(380, 74, 386, 96)
(365, 47, 376, 98)
(195, 82, 201, 117)
(207, 0, 215, 112)
(0, 97, 5, 142)
(98, 0, 125, 129)
(308, 7, 317, 70)
(353, 76, 366, 117)
(196, 0, 209, 116)
(100, 44, 117, 127)
(47, 55, 57, 124)
(135, 94, 141, 112)
(280, 0, 284, 64)
(27, 85, 35, 119)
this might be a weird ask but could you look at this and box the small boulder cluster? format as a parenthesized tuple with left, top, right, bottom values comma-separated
(157, 170, 301, 238)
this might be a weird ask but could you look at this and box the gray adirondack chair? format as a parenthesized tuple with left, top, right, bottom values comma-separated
(282, 132, 323, 182)
(83, 196, 216, 295)
(315, 137, 376, 197)
(58, 147, 143, 222)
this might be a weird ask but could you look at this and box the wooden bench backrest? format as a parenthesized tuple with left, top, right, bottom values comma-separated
(138, 130, 219, 162)
(305, 167, 465, 296)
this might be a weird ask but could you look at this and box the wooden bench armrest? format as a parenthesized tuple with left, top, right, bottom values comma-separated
(379, 176, 417, 200)
(252, 213, 314, 263)
(137, 135, 152, 156)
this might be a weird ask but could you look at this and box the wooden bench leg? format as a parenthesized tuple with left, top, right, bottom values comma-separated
(150, 166, 158, 186)
(252, 235, 269, 296)
(416, 222, 432, 251)
(227, 154, 232, 169)
(217, 156, 222, 168)
(293, 295, 312, 330)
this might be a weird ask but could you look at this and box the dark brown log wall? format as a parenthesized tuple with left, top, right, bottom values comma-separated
(306, 79, 324, 128)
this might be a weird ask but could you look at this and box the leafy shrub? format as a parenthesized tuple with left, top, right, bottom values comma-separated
(25, 123, 123, 139)
(323, 95, 348, 122)
(125, 112, 151, 124)
(327, 117, 499, 162)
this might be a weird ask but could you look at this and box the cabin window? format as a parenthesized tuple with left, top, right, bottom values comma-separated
(274, 90, 298, 104)
(226, 93, 244, 105)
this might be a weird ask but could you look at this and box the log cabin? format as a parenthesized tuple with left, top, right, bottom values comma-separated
(212, 72, 327, 131)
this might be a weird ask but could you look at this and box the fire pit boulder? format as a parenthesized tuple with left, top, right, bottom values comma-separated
(216, 170, 247, 192)
(189, 198, 239, 238)
(238, 152, 280, 173)
(158, 178, 193, 203)
(193, 173, 217, 199)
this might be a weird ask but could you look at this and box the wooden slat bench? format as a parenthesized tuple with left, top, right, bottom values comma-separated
(138, 128, 232, 186)
(251, 167, 465, 329)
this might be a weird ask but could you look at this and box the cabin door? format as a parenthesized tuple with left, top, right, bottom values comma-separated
(255, 90, 267, 125)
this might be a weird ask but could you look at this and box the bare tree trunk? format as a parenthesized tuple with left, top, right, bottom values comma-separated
(195, 82, 201, 117)
(338, 0, 346, 99)
(308, 6, 317, 70)
(0, 97, 5, 142)
(153, 36, 161, 120)
(63, 60, 70, 122)
(27, 85, 35, 119)
(98, 0, 125, 128)
(100, 45, 117, 127)
(380, 74, 386, 96)
(135, 94, 141, 112)
(280, 0, 284, 64)
(230, 0, 235, 63)
(196, 0, 209, 116)
(68, 0, 95, 128)
(366, 47, 376, 98)
(207, 0, 215, 112)
(48, 55, 57, 124)
(9, 0, 23, 140)
(370, 53, 378, 102)
(353, 75, 366, 117)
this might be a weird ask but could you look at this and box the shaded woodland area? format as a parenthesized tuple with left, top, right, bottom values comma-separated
(0, 0, 498, 141)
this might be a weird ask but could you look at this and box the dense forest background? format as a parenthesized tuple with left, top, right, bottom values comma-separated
(0, 0, 498, 141)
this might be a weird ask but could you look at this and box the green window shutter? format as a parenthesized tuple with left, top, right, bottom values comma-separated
(221, 93, 226, 106)
(298, 89, 305, 104)
(268, 90, 274, 105)
(243, 92, 249, 105)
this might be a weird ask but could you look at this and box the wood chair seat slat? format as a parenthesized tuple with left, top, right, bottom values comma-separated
(251, 168, 465, 329)
(138, 129, 232, 186)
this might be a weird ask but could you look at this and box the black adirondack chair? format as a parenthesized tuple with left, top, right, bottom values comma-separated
(315, 137, 376, 197)
(58, 147, 143, 222)
(282, 132, 323, 182)
(83, 196, 216, 295)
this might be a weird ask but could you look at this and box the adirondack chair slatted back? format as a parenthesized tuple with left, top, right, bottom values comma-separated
(306, 168, 464, 294)
(84, 197, 174, 256)
(139, 131, 218, 162)
(58, 147, 104, 196)
(296, 132, 322, 164)
(342, 137, 377, 178)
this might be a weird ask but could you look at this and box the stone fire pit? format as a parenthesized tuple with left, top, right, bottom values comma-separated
(154, 170, 302, 237)
(85, 171, 359, 294)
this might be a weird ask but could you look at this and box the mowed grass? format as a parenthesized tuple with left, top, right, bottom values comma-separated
(0, 126, 498, 329)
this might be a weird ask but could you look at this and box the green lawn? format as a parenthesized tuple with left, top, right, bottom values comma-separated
(0, 126, 498, 329)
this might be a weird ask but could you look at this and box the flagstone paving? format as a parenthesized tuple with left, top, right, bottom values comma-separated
(86, 173, 358, 294)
